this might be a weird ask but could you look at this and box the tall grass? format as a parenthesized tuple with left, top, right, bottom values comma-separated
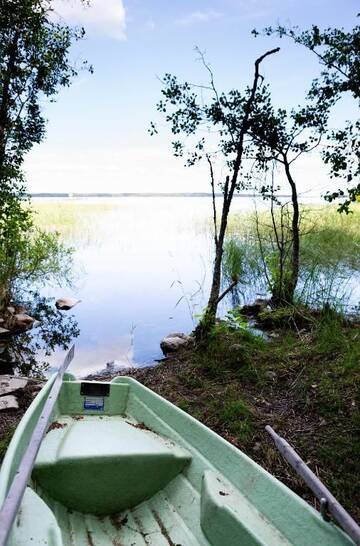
(32, 199, 119, 240)
(225, 203, 360, 310)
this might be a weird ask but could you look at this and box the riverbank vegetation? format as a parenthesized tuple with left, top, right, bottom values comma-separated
(104, 308, 360, 520)
(0, 1, 88, 374)
(0, 2, 359, 528)
(153, 17, 359, 332)
(224, 203, 360, 311)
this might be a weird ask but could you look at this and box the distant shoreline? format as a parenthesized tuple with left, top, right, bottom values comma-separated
(30, 192, 297, 198)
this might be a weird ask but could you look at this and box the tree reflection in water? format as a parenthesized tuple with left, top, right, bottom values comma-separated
(0, 292, 79, 378)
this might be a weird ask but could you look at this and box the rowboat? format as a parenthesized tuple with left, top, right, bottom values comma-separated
(0, 367, 357, 545)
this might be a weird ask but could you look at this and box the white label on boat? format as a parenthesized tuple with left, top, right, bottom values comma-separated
(83, 396, 104, 411)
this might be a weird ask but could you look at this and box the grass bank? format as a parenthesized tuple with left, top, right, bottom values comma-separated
(225, 203, 360, 309)
(104, 310, 360, 521)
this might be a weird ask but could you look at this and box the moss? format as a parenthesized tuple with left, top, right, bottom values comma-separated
(220, 399, 254, 441)
(0, 427, 15, 461)
(176, 400, 190, 413)
(258, 305, 315, 330)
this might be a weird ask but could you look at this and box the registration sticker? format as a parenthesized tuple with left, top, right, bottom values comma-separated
(83, 396, 104, 411)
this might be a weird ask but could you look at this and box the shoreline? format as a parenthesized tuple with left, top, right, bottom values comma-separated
(1, 310, 359, 523)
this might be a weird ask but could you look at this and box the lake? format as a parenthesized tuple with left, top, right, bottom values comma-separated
(31, 195, 358, 377)
(33, 196, 263, 376)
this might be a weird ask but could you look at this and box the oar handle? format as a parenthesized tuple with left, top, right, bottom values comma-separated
(0, 345, 75, 546)
(266, 425, 360, 545)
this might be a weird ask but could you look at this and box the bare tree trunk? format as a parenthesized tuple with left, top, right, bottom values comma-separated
(205, 191, 231, 318)
(283, 156, 300, 304)
(195, 47, 280, 338)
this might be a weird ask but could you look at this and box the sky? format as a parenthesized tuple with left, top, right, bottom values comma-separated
(24, 0, 359, 196)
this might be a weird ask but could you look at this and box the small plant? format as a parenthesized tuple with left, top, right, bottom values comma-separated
(224, 309, 249, 330)
(220, 398, 254, 442)
(0, 427, 15, 461)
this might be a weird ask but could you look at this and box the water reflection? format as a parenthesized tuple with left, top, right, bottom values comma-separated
(0, 292, 79, 378)
(32, 196, 359, 377)
(36, 196, 225, 376)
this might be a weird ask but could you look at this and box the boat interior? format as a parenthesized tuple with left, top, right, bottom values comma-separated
(1, 375, 353, 546)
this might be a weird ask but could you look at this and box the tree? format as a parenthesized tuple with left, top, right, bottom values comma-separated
(0, 0, 91, 172)
(249, 97, 330, 304)
(0, 0, 91, 307)
(151, 47, 279, 334)
(254, 16, 360, 212)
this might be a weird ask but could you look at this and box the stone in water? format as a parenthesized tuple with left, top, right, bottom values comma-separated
(55, 297, 81, 311)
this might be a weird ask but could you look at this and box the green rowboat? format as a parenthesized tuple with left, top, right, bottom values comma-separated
(0, 372, 356, 546)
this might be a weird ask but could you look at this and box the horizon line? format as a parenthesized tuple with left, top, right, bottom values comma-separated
(30, 191, 300, 198)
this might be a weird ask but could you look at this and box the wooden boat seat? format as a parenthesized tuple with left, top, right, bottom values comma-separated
(33, 415, 191, 515)
(201, 470, 291, 546)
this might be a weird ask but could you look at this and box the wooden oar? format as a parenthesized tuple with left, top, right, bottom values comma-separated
(0, 345, 75, 546)
(266, 425, 360, 545)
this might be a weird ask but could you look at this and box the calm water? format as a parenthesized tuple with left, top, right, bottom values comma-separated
(39, 196, 258, 376)
(33, 195, 356, 377)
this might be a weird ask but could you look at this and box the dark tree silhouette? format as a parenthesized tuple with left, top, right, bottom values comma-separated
(254, 17, 360, 213)
(151, 47, 279, 334)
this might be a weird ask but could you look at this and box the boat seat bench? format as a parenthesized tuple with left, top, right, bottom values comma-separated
(33, 414, 191, 515)
(200, 470, 291, 546)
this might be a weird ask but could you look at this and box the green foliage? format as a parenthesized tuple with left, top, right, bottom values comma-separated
(258, 305, 315, 330)
(264, 250, 293, 304)
(256, 18, 360, 212)
(220, 398, 254, 441)
(228, 204, 360, 310)
(222, 238, 245, 284)
(151, 57, 280, 181)
(0, 0, 91, 169)
(151, 48, 279, 326)
(0, 426, 15, 460)
(0, 0, 87, 308)
(0, 174, 73, 309)
(223, 309, 249, 330)
(196, 323, 265, 384)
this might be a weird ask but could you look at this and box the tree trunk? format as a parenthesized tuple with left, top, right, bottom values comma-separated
(196, 47, 280, 338)
(283, 157, 300, 304)
(205, 201, 230, 315)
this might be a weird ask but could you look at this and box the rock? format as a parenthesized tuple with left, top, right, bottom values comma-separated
(253, 441, 262, 452)
(0, 375, 28, 396)
(0, 395, 18, 410)
(265, 371, 277, 380)
(0, 327, 10, 336)
(55, 297, 81, 311)
(28, 382, 45, 397)
(6, 306, 15, 314)
(13, 313, 35, 330)
(255, 298, 270, 309)
(229, 344, 243, 352)
(160, 332, 193, 354)
(241, 298, 270, 317)
(268, 331, 280, 338)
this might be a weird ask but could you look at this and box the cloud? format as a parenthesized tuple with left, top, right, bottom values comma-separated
(52, 0, 126, 40)
(176, 10, 223, 26)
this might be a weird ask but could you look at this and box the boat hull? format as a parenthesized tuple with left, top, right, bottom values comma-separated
(0, 374, 355, 545)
